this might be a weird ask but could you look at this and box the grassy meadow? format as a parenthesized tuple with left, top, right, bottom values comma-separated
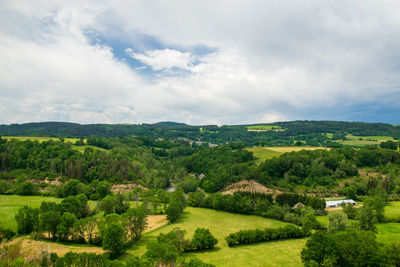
(247, 146, 328, 163)
(125, 206, 305, 267)
(0, 195, 61, 231)
(384, 201, 400, 222)
(335, 135, 393, 146)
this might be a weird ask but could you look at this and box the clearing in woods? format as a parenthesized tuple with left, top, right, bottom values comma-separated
(0, 195, 61, 231)
(125, 206, 305, 267)
(334, 135, 393, 146)
(247, 146, 328, 163)
(246, 125, 284, 132)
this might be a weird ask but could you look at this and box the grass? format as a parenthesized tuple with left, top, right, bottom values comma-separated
(335, 135, 393, 146)
(71, 145, 107, 153)
(246, 146, 328, 163)
(0, 195, 61, 231)
(3, 136, 84, 143)
(246, 147, 282, 162)
(385, 201, 400, 222)
(125, 207, 306, 267)
(376, 223, 400, 244)
(247, 125, 282, 130)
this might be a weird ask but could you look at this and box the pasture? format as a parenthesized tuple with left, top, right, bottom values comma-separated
(0, 195, 61, 231)
(126, 207, 305, 267)
(247, 146, 328, 163)
(386, 201, 400, 222)
(335, 135, 393, 146)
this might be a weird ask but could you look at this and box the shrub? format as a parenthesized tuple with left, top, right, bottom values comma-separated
(190, 228, 218, 251)
(225, 225, 308, 247)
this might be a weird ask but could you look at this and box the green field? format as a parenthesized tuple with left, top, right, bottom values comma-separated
(0, 195, 61, 231)
(72, 145, 107, 153)
(335, 135, 393, 146)
(247, 146, 328, 163)
(126, 207, 305, 267)
(3, 136, 83, 143)
(386, 201, 400, 221)
(246, 147, 283, 162)
(376, 223, 400, 244)
(247, 125, 283, 130)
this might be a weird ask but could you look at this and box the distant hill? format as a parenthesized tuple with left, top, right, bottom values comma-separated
(1, 120, 399, 146)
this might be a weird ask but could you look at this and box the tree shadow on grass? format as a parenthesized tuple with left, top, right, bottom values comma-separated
(187, 246, 222, 254)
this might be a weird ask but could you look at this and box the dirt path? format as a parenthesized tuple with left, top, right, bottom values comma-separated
(145, 214, 167, 232)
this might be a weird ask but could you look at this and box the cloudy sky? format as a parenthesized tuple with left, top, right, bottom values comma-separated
(1, 1, 400, 125)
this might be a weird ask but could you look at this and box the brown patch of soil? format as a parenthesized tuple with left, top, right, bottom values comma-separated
(111, 183, 149, 194)
(145, 215, 167, 232)
(10, 237, 104, 256)
(221, 180, 282, 197)
(326, 204, 362, 211)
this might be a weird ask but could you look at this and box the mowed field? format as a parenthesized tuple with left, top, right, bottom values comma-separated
(126, 207, 306, 267)
(386, 201, 400, 221)
(334, 135, 393, 146)
(0, 195, 62, 231)
(247, 146, 328, 163)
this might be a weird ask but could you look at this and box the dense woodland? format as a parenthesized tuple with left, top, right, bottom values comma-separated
(1, 120, 400, 146)
(1, 136, 400, 198)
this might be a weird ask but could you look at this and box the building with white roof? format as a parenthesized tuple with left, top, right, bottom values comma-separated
(325, 199, 356, 208)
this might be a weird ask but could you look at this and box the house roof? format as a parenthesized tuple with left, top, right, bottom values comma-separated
(326, 199, 356, 206)
(293, 202, 305, 208)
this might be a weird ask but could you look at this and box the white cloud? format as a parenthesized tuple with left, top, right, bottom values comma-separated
(126, 48, 196, 72)
(1, 1, 400, 124)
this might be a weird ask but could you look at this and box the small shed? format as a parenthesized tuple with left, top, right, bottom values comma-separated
(325, 199, 356, 208)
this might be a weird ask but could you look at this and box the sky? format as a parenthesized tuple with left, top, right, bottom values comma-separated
(1, 1, 400, 125)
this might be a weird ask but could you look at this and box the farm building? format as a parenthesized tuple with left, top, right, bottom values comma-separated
(325, 199, 356, 208)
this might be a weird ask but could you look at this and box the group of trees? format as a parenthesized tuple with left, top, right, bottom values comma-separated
(187, 191, 324, 228)
(185, 144, 400, 194)
(226, 225, 309, 247)
(301, 230, 385, 266)
(14, 194, 148, 257)
(1, 136, 400, 201)
(0, 138, 190, 192)
(0, 242, 215, 267)
(143, 227, 217, 266)
(166, 190, 186, 223)
(2, 120, 400, 146)
(185, 144, 255, 192)
(301, 186, 397, 266)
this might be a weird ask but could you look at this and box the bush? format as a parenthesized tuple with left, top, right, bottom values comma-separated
(190, 228, 218, 251)
(225, 225, 308, 247)
(0, 226, 16, 241)
(102, 223, 125, 257)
